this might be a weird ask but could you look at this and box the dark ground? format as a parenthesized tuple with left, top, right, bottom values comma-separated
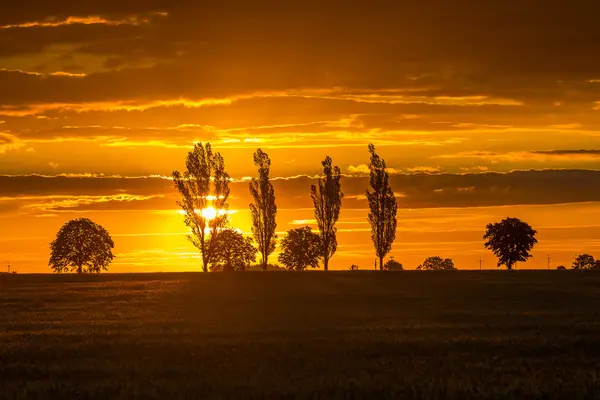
(1, 271, 600, 399)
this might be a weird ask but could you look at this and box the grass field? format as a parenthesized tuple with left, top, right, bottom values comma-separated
(2, 271, 600, 399)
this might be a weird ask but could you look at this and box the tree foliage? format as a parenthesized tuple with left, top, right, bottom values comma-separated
(417, 256, 456, 270)
(210, 229, 257, 272)
(311, 156, 343, 271)
(383, 258, 403, 271)
(172, 142, 230, 272)
(249, 149, 278, 271)
(366, 144, 398, 270)
(572, 254, 597, 270)
(483, 217, 537, 270)
(49, 218, 114, 274)
(278, 226, 322, 271)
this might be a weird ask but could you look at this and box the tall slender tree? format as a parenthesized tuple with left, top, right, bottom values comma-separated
(249, 148, 277, 271)
(366, 144, 398, 270)
(172, 143, 230, 272)
(311, 156, 343, 271)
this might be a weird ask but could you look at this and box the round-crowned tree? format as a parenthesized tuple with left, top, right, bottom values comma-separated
(49, 218, 115, 274)
(278, 226, 322, 270)
(483, 217, 537, 270)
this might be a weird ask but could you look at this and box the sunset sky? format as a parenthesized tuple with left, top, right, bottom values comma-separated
(2, 1, 600, 272)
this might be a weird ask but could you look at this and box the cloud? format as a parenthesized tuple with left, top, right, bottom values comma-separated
(0, 13, 167, 29)
(4, 170, 600, 213)
(437, 150, 600, 163)
(0, 132, 24, 153)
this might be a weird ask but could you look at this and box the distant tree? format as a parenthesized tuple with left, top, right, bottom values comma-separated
(172, 143, 230, 272)
(311, 156, 344, 271)
(572, 254, 596, 270)
(366, 144, 398, 270)
(383, 258, 403, 271)
(417, 256, 456, 270)
(249, 149, 278, 271)
(557, 265, 567, 270)
(210, 229, 257, 272)
(278, 227, 322, 271)
(349, 264, 359, 271)
(483, 217, 537, 270)
(247, 263, 285, 271)
(49, 218, 114, 274)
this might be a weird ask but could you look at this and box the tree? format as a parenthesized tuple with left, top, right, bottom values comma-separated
(311, 156, 344, 271)
(249, 149, 278, 271)
(366, 144, 398, 270)
(173, 143, 230, 272)
(49, 218, 114, 274)
(417, 256, 456, 270)
(349, 264, 359, 271)
(483, 217, 537, 270)
(572, 254, 596, 270)
(210, 229, 257, 272)
(557, 265, 567, 270)
(278, 227, 322, 270)
(383, 258, 403, 270)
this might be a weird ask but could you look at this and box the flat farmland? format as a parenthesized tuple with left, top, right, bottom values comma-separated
(2, 271, 600, 399)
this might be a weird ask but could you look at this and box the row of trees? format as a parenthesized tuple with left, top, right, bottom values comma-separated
(170, 143, 396, 272)
(45, 141, 598, 273)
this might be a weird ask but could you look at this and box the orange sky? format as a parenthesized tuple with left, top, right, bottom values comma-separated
(2, 2, 600, 272)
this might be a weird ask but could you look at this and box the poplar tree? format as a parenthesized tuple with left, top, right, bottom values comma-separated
(172, 143, 230, 272)
(249, 149, 277, 271)
(310, 156, 343, 271)
(366, 144, 398, 270)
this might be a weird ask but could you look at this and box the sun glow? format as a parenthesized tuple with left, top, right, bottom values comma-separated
(202, 206, 218, 220)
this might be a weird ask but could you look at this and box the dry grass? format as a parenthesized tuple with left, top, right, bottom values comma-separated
(2, 271, 600, 399)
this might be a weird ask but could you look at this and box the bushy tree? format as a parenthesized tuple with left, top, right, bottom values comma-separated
(249, 149, 278, 271)
(210, 229, 257, 272)
(484, 217, 537, 270)
(349, 264, 359, 271)
(278, 226, 322, 271)
(366, 144, 398, 270)
(383, 258, 403, 270)
(172, 143, 230, 272)
(311, 156, 343, 271)
(557, 265, 567, 270)
(49, 218, 114, 274)
(572, 254, 596, 270)
(417, 256, 456, 270)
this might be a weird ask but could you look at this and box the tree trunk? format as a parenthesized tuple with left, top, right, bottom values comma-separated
(77, 264, 83, 274)
(379, 256, 383, 271)
(262, 253, 267, 271)
(324, 257, 329, 271)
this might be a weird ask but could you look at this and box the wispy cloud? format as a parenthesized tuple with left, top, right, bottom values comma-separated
(0, 13, 167, 29)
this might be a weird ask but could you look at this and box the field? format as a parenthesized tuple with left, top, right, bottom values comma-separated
(2, 271, 600, 399)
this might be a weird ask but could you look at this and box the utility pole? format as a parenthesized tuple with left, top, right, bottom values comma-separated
(546, 254, 551, 270)
(479, 257, 483, 271)
(7, 261, 9, 274)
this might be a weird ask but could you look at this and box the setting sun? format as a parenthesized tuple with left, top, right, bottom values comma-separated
(201, 206, 218, 221)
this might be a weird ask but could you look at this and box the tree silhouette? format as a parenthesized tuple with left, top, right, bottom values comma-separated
(311, 156, 343, 271)
(349, 264, 359, 271)
(172, 143, 230, 272)
(484, 217, 537, 270)
(366, 144, 398, 270)
(572, 254, 596, 270)
(557, 265, 567, 270)
(417, 256, 456, 270)
(210, 229, 257, 272)
(249, 149, 278, 271)
(383, 258, 403, 270)
(49, 218, 114, 274)
(278, 226, 322, 271)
